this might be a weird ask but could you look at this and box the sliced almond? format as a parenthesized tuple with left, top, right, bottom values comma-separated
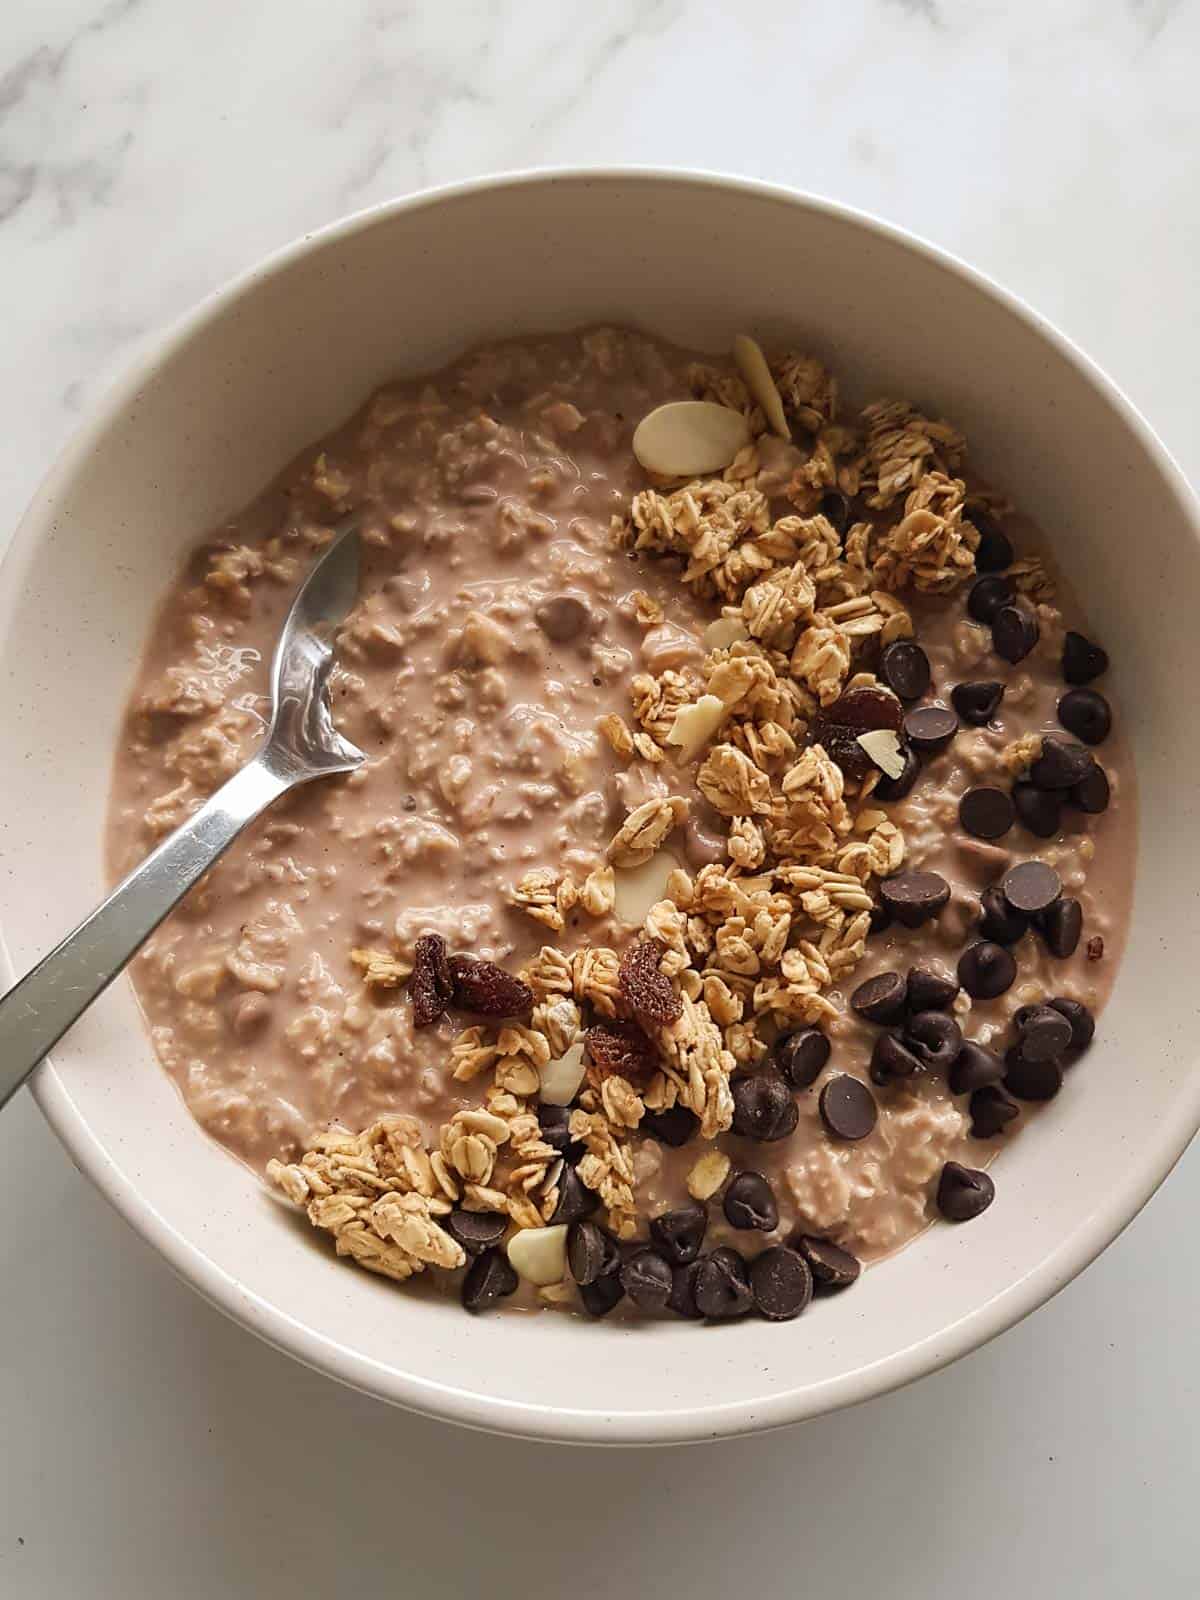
(665, 694, 728, 765)
(686, 1149, 731, 1202)
(633, 401, 751, 478)
(507, 1223, 569, 1286)
(856, 728, 907, 780)
(612, 848, 679, 927)
(733, 333, 790, 440)
(702, 615, 750, 651)
(538, 1040, 586, 1107)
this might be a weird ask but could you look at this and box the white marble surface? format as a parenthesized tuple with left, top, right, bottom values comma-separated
(1, 1, 1198, 1594)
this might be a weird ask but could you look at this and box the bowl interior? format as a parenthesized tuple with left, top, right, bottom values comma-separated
(0, 172, 1193, 1444)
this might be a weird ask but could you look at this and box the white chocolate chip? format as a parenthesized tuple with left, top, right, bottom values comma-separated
(665, 694, 728, 765)
(856, 728, 906, 779)
(733, 333, 790, 440)
(702, 616, 750, 650)
(538, 1040, 586, 1107)
(686, 1149, 731, 1201)
(507, 1224, 569, 1286)
(613, 849, 679, 927)
(632, 401, 751, 477)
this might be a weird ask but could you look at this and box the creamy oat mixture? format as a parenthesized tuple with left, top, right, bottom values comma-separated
(108, 327, 1134, 1322)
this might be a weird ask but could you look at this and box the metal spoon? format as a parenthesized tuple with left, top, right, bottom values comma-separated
(0, 517, 365, 1111)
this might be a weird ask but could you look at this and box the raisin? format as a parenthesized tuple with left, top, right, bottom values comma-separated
(585, 1020, 659, 1086)
(618, 940, 683, 1032)
(410, 934, 453, 1028)
(811, 685, 904, 779)
(446, 954, 533, 1019)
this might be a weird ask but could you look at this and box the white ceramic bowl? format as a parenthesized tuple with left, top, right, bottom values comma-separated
(1, 171, 1195, 1445)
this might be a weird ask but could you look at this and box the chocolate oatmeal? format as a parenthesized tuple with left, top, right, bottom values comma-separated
(107, 327, 1134, 1323)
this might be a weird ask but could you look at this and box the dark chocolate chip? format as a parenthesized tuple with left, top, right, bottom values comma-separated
(873, 743, 921, 801)
(444, 1209, 508, 1256)
(936, 1161, 996, 1222)
(971, 513, 1015, 573)
(773, 1026, 831, 1089)
(978, 885, 1029, 945)
(1013, 1004, 1073, 1063)
(1048, 996, 1095, 1050)
(818, 489, 852, 535)
(904, 704, 959, 755)
(969, 1083, 1020, 1137)
(1058, 688, 1111, 746)
(461, 1246, 518, 1312)
(1037, 896, 1083, 958)
(795, 1234, 861, 1289)
(879, 869, 951, 928)
(906, 965, 959, 1012)
(992, 603, 1040, 663)
(1031, 736, 1094, 790)
(650, 1202, 708, 1266)
(1013, 781, 1062, 839)
(549, 1163, 600, 1225)
(1002, 860, 1062, 915)
(903, 1010, 963, 1072)
(667, 1258, 704, 1319)
(870, 1031, 924, 1085)
(694, 1247, 754, 1319)
(851, 971, 909, 1025)
(968, 573, 1016, 623)
(1062, 630, 1109, 685)
(537, 1103, 584, 1160)
(1069, 764, 1110, 814)
(949, 1040, 1006, 1095)
(749, 1246, 813, 1321)
(879, 639, 932, 702)
(869, 900, 893, 935)
(641, 1105, 699, 1148)
(580, 1271, 626, 1317)
(723, 1171, 779, 1232)
(819, 1074, 878, 1140)
(1004, 1047, 1064, 1101)
(620, 1249, 673, 1311)
(957, 940, 1017, 1000)
(731, 1068, 800, 1142)
(567, 1220, 619, 1286)
(959, 786, 1015, 840)
(951, 679, 1005, 726)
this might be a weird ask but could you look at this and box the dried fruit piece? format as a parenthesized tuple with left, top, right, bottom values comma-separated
(410, 934, 453, 1028)
(632, 400, 752, 477)
(733, 333, 790, 439)
(585, 1019, 659, 1085)
(812, 685, 904, 780)
(447, 954, 533, 1019)
(618, 940, 683, 1032)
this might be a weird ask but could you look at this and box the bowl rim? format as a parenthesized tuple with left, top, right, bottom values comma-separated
(5, 165, 1198, 1445)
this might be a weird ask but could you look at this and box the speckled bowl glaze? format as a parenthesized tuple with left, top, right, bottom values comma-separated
(0, 171, 1194, 1445)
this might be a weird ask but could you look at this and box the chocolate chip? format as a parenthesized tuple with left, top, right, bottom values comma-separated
(1013, 781, 1062, 839)
(851, 971, 908, 1025)
(959, 786, 1015, 841)
(904, 704, 959, 755)
(870, 1031, 924, 1085)
(773, 1026, 831, 1089)
(444, 1209, 508, 1256)
(879, 869, 950, 928)
(537, 1103, 584, 1159)
(957, 940, 1017, 999)
(1004, 1048, 1064, 1101)
(969, 1084, 1019, 1139)
(1002, 860, 1062, 915)
(971, 512, 1015, 573)
(650, 1202, 708, 1266)
(1037, 896, 1083, 958)
(1062, 630, 1109, 685)
(1030, 736, 1094, 791)
(461, 1246, 518, 1311)
(818, 488, 852, 534)
(641, 1105, 699, 1148)
(992, 603, 1040, 663)
(869, 900, 893, 935)
(795, 1234, 861, 1289)
(667, 1259, 703, 1319)
(951, 679, 1005, 726)
(1048, 996, 1095, 1050)
(819, 1075, 878, 1140)
(978, 885, 1029, 945)
(903, 1010, 963, 1072)
(967, 573, 1016, 623)
(1070, 763, 1110, 814)
(620, 1249, 674, 1311)
(731, 1068, 799, 1142)
(949, 1040, 1006, 1095)
(1058, 688, 1111, 746)
(906, 965, 959, 1012)
(567, 1220, 619, 1286)
(936, 1161, 996, 1222)
(879, 640, 932, 702)
(695, 1247, 754, 1319)
(749, 1246, 813, 1321)
(535, 593, 592, 642)
(1013, 1003, 1073, 1062)
(723, 1171, 779, 1232)
(580, 1271, 626, 1317)
(873, 743, 921, 801)
(549, 1164, 600, 1225)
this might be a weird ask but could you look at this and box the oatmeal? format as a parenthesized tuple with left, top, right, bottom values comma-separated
(107, 326, 1134, 1324)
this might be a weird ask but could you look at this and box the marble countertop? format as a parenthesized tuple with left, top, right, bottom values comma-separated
(1, 1, 1197, 1594)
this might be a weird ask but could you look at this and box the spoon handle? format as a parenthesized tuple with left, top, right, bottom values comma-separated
(0, 756, 291, 1111)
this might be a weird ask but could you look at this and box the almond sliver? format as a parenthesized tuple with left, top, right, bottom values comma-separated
(733, 334, 790, 440)
(633, 401, 751, 478)
(856, 728, 906, 780)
